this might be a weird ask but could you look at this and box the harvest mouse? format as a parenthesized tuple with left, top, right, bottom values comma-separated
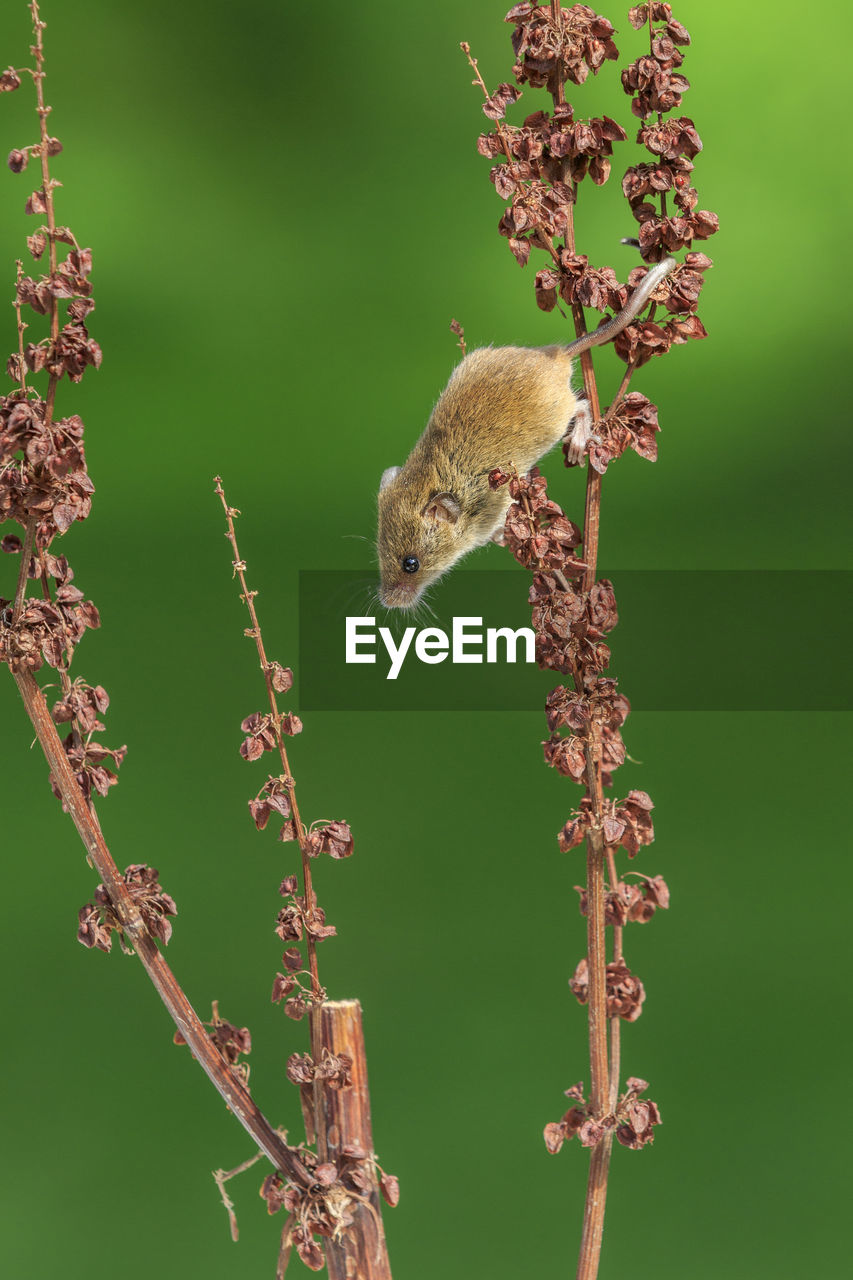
(377, 255, 677, 609)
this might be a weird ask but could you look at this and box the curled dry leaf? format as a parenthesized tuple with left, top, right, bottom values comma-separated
(483, 81, 521, 119)
(380, 1173, 400, 1207)
(272, 972, 297, 1003)
(269, 661, 293, 693)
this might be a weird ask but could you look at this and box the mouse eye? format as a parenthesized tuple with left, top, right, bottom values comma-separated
(402, 555, 419, 574)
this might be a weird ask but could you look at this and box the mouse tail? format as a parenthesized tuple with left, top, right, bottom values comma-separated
(562, 255, 677, 357)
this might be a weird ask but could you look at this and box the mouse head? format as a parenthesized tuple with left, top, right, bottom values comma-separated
(377, 466, 463, 609)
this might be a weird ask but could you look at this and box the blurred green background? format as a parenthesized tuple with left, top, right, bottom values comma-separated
(0, 1, 849, 1277)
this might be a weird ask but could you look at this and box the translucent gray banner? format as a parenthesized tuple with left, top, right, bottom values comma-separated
(297, 570, 852, 712)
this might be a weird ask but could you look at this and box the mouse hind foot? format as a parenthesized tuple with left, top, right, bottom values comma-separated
(562, 399, 596, 467)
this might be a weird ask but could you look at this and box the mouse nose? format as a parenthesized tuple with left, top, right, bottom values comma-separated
(379, 579, 419, 609)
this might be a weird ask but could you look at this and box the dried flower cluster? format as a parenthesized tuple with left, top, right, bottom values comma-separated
(471, 5, 627, 271)
(174, 1003, 253, 1087)
(574, 870, 669, 925)
(468, 2, 717, 414)
(581, 389, 659, 473)
(0, 556, 98, 674)
(260, 1141, 398, 1274)
(508, 2, 618, 91)
(614, 2, 718, 366)
(286, 1049, 353, 1092)
(77, 863, 177, 953)
(544, 1077, 661, 1153)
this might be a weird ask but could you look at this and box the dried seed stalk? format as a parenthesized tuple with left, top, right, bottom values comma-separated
(1, 0, 316, 1217)
(216, 480, 395, 1277)
(469, 4, 715, 1276)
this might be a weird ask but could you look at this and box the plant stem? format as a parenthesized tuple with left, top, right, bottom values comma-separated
(606, 847, 622, 1109)
(550, 28, 613, 1278)
(608, 360, 637, 420)
(29, 1, 59, 427)
(11, 514, 36, 623)
(584, 818, 609, 1120)
(575, 1136, 614, 1280)
(13, 260, 28, 392)
(215, 478, 322, 1001)
(315, 1001, 392, 1280)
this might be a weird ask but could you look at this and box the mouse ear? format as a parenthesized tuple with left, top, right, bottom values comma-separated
(422, 491, 461, 525)
(379, 466, 402, 492)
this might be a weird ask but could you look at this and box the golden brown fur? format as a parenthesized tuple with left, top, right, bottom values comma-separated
(377, 346, 577, 608)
